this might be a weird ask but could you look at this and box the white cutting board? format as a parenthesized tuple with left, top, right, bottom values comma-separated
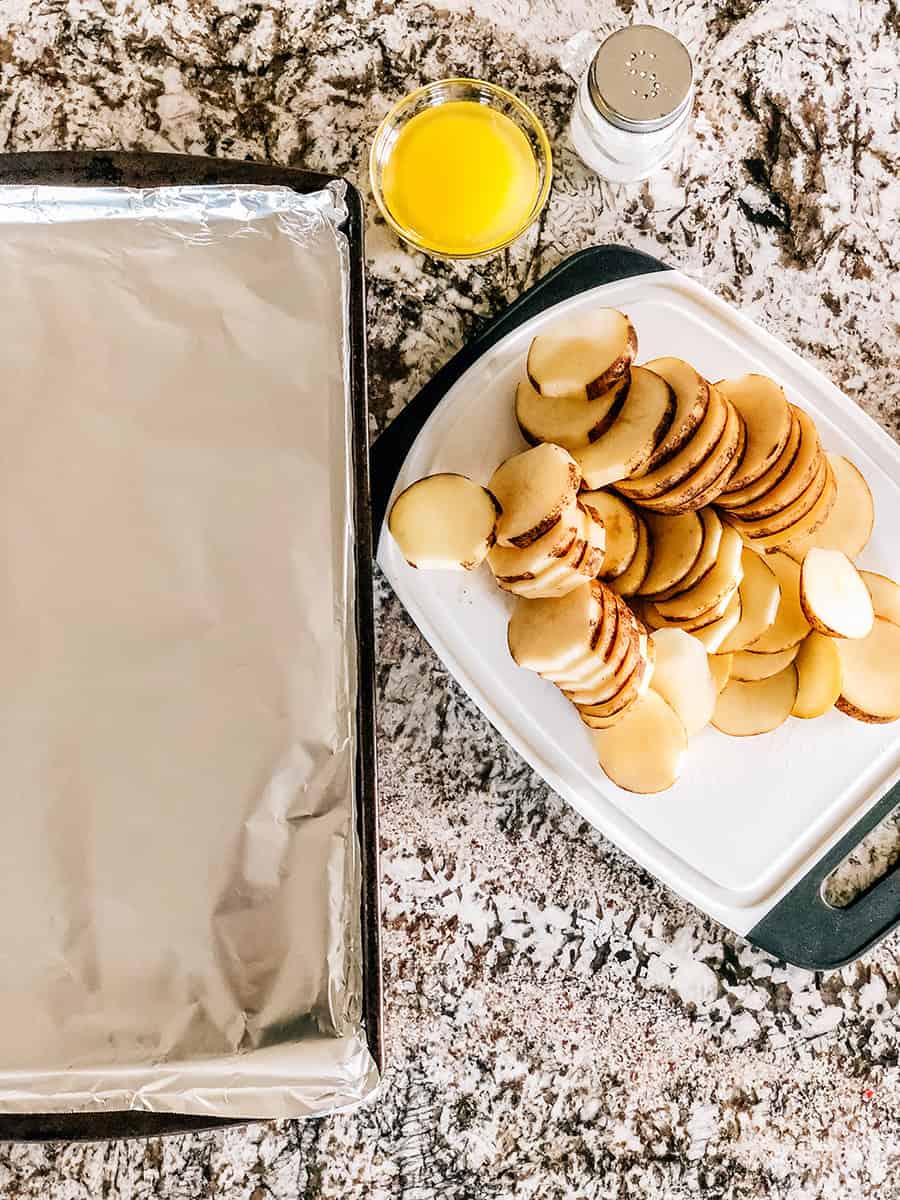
(376, 270, 900, 937)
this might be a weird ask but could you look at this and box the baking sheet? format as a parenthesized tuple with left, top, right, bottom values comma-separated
(0, 183, 378, 1118)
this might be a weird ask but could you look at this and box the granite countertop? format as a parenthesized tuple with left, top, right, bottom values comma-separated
(0, 0, 898, 1195)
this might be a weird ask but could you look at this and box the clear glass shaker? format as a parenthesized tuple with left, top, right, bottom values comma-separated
(569, 26, 694, 184)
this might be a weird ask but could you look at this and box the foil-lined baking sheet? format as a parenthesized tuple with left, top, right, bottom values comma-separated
(0, 183, 378, 1118)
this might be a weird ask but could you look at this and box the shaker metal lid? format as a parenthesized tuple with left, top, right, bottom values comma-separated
(589, 25, 693, 133)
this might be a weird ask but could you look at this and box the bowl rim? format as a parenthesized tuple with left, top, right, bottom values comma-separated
(368, 77, 553, 261)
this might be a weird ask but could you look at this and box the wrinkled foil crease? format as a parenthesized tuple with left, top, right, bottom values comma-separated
(0, 184, 378, 1118)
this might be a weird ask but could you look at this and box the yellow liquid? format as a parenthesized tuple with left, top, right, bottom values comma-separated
(381, 100, 540, 256)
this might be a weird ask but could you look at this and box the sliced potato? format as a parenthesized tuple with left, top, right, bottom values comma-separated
(709, 653, 733, 694)
(581, 491, 641, 580)
(712, 665, 798, 736)
(741, 460, 837, 552)
(690, 590, 742, 653)
(388, 473, 499, 569)
(799, 548, 874, 640)
(547, 609, 635, 689)
(527, 308, 637, 401)
(488, 496, 580, 582)
(836, 617, 900, 723)
(575, 366, 676, 488)
(727, 454, 828, 539)
(716, 374, 792, 492)
(723, 406, 820, 520)
(515, 374, 628, 449)
(505, 507, 605, 598)
(563, 632, 645, 704)
(730, 643, 800, 681)
(636, 511, 704, 597)
(616, 387, 727, 500)
(543, 587, 624, 682)
(717, 408, 801, 510)
(489, 443, 580, 548)
(792, 632, 842, 719)
(717, 549, 781, 653)
(507, 582, 602, 674)
(860, 571, 900, 626)
(652, 524, 744, 622)
(649, 628, 716, 735)
(576, 641, 655, 723)
(591, 690, 687, 793)
(607, 514, 652, 597)
(653, 508, 724, 601)
(746, 551, 810, 653)
(639, 357, 711, 471)
(636, 397, 743, 513)
(783, 453, 874, 562)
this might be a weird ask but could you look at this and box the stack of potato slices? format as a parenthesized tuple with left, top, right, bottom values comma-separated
(387, 305, 899, 793)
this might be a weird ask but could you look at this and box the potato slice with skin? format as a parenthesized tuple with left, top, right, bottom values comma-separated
(635, 399, 743, 513)
(716, 374, 792, 492)
(527, 308, 637, 400)
(574, 367, 676, 489)
(690, 591, 742, 653)
(792, 633, 842, 719)
(860, 571, 900, 626)
(836, 618, 900, 723)
(507, 583, 603, 674)
(515, 374, 629, 449)
(741, 461, 836, 552)
(639, 357, 711, 471)
(727, 454, 828, 539)
(576, 641, 655, 723)
(717, 549, 781, 653)
(644, 583, 739, 633)
(653, 508, 724, 600)
(591, 690, 687, 793)
(717, 409, 801, 510)
(800, 548, 874, 639)
(564, 632, 646, 704)
(730, 643, 800, 682)
(616, 387, 727, 500)
(607, 514, 652, 597)
(783, 454, 874, 562)
(489, 496, 580, 582)
(713, 665, 799, 736)
(544, 595, 634, 685)
(497, 508, 588, 597)
(653, 525, 744, 622)
(388, 473, 499, 570)
(490, 443, 580, 548)
(709, 653, 733, 694)
(723, 407, 820, 520)
(581, 491, 641, 580)
(649, 628, 716, 735)
(636, 511, 704, 597)
(745, 551, 810, 653)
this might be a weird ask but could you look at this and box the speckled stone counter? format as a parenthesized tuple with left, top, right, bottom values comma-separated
(0, 1, 898, 1196)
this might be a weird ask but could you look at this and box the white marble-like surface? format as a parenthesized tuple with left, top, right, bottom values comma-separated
(0, 0, 898, 1195)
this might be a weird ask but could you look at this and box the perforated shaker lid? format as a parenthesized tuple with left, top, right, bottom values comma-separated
(589, 26, 693, 134)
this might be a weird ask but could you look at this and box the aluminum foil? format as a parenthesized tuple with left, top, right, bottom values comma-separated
(0, 183, 379, 1118)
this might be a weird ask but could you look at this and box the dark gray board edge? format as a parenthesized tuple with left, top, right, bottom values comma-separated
(370, 243, 900, 974)
(0, 151, 382, 1142)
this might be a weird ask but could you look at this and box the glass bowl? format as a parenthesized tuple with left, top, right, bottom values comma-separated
(369, 78, 553, 260)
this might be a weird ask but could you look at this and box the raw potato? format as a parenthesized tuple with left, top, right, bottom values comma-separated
(783, 454, 874, 562)
(741, 460, 837, 552)
(581, 491, 640, 580)
(860, 571, 900, 626)
(690, 590, 742, 653)
(649, 628, 717, 735)
(544, 588, 625, 682)
(716, 374, 792, 492)
(640, 357, 711, 470)
(575, 367, 676, 488)
(617, 388, 727, 500)
(644, 586, 736, 633)
(488, 497, 580, 581)
(722, 406, 821, 520)
(564, 631, 645, 703)
(507, 583, 603, 674)
(792, 633, 842, 719)
(746, 551, 810, 653)
(635, 398, 744, 513)
(505, 507, 603, 598)
(654, 508, 724, 600)
(592, 690, 687, 793)
(388, 473, 499, 570)
(708, 653, 733, 694)
(836, 618, 900, 723)
(718, 409, 801, 510)
(636, 510, 704, 597)
(730, 643, 800, 682)
(717, 549, 781, 653)
(526, 308, 637, 401)
(712, 666, 799, 736)
(653, 524, 744, 621)
(576, 644, 655, 723)
(799, 548, 874, 640)
(727, 454, 828, 539)
(608, 514, 652, 597)
(515, 375, 628, 449)
(490, 443, 580, 548)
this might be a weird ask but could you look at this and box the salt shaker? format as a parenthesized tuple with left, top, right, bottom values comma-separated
(569, 25, 694, 184)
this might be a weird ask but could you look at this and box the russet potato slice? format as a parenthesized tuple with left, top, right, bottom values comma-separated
(716, 374, 792, 492)
(717, 548, 781, 653)
(836, 618, 900, 723)
(783, 454, 874, 562)
(591, 689, 687, 793)
(635, 510, 704, 598)
(574, 367, 676, 489)
(792, 633, 842, 719)
(388, 473, 499, 570)
(799, 548, 874, 640)
(527, 308, 637, 401)
(713, 665, 799, 736)
(490, 442, 580, 548)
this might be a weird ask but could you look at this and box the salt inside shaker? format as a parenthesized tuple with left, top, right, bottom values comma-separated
(569, 25, 693, 184)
